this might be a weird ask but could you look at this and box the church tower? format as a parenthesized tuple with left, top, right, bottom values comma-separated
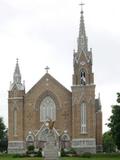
(72, 4, 96, 153)
(8, 59, 25, 153)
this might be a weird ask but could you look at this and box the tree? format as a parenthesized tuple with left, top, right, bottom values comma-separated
(0, 117, 6, 139)
(108, 93, 120, 150)
(103, 131, 116, 152)
(0, 117, 8, 152)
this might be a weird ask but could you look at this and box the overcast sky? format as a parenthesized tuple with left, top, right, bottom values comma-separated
(0, 0, 120, 133)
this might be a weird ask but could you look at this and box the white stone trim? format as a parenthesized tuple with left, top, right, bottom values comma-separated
(9, 97, 23, 100)
(26, 135, 34, 142)
(8, 141, 24, 149)
(9, 141, 24, 143)
(72, 138, 96, 148)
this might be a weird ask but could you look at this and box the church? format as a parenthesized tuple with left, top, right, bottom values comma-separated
(8, 5, 102, 154)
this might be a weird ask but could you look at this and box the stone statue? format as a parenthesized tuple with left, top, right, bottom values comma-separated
(47, 119, 55, 130)
(43, 119, 59, 160)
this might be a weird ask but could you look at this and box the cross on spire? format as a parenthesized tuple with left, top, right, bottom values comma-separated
(77, 0, 88, 53)
(45, 66, 50, 73)
(79, 1, 85, 13)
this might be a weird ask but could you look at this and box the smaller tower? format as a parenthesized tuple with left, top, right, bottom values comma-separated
(8, 59, 25, 154)
(9, 59, 25, 91)
(95, 94, 103, 152)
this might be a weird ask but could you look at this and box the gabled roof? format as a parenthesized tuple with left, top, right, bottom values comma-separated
(26, 73, 71, 95)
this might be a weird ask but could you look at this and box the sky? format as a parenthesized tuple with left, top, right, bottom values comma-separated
(0, 0, 120, 133)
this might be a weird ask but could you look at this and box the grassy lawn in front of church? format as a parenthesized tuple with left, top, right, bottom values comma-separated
(0, 158, 120, 160)
(1, 156, 120, 160)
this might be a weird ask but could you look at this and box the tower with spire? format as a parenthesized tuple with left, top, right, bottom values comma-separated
(71, 3, 102, 153)
(9, 59, 25, 91)
(8, 59, 25, 153)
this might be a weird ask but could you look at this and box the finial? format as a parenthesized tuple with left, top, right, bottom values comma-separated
(45, 66, 50, 73)
(98, 92, 100, 99)
(79, 1, 85, 14)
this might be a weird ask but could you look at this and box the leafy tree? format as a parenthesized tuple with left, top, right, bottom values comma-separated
(108, 93, 120, 150)
(0, 117, 8, 152)
(103, 131, 116, 152)
(0, 117, 6, 139)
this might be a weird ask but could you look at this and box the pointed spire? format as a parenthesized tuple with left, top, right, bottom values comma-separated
(78, 2, 88, 53)
(9, 59, 25, 91)
(13, 58, 21, 84)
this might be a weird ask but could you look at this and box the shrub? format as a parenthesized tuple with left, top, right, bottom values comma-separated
(26, 145, 35, 154)
(61, 148, 66, 157)
(81, 152, 92, 158)
(27, 145, 34, 151)
(93, 153, 120, 158)
(69, 148, 76, 154)
(61, 148, 77, 157)
(36, 148, 42, 157)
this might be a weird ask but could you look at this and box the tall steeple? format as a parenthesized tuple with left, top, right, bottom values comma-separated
(9, 59, 25, 91)
(73, 2, 93, 85)
(78, 3, 88, 53)
(13, 58, 21, 84)
(72, 3, 97, 154)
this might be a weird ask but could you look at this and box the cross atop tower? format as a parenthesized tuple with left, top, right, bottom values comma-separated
(45, 66, 50, 73)
(79, 1, 85, 13)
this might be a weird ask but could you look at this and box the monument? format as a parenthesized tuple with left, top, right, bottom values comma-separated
(43, 119, 60, 160)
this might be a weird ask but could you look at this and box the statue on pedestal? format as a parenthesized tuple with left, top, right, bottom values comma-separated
(43, 119, 59, 160)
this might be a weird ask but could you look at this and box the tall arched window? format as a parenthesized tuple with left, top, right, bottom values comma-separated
(40, 96, 56, 122)
(13, 109, 17, 136)
(81, 103, 87, 134)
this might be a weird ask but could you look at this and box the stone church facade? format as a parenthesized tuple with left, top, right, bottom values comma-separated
(8, 7, 102, 154)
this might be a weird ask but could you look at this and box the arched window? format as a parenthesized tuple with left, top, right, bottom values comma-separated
(26, 135, 34, 142)
(26, 134, 34, 147)
(40, 96, 56, 122)
(13, 109, 17, 136)
(81, 103, 87, 134)
(61, 133, 71, 149)
(80, 69, 86, 85)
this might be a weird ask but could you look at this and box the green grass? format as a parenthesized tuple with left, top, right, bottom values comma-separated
(0, 156, 43, 160)
(63, 158, 120, 160)
(0, 155, 120, 160)
(0, 158, 120, 160)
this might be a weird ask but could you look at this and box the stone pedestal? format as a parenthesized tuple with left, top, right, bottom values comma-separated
(43, 130, 59, 160)
(43, 143, 59, 160)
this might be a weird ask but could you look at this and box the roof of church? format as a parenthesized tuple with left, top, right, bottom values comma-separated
(26, 73, 71, 95)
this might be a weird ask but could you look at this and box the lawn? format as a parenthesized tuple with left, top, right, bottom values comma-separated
(0, 156, 120, 160)
(63, 158, 120, 160)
